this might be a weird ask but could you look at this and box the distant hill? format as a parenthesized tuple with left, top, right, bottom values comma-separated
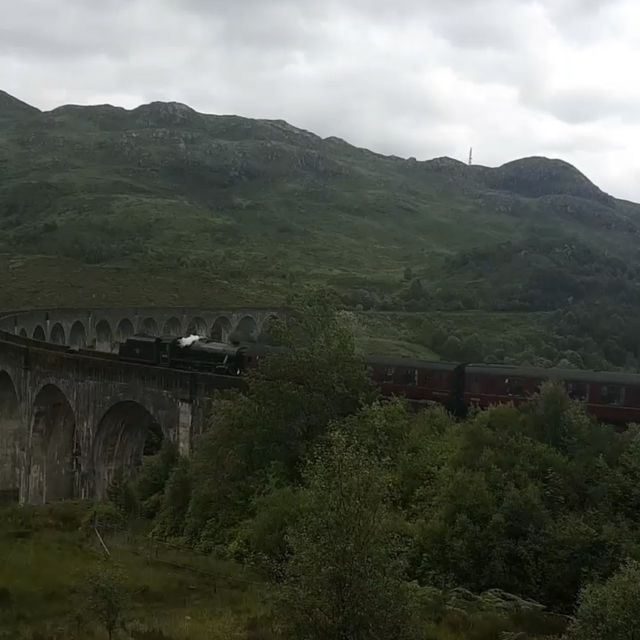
(2, 91, 640, 369)
(0, 90, 40, 126)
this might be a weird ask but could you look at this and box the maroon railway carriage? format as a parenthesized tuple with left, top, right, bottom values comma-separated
(366, 356, 464, 411)
(464, 364, 640, 424)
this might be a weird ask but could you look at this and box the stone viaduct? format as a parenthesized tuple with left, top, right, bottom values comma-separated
(0, 307, 280, 352)
(0, 307, 280, 505)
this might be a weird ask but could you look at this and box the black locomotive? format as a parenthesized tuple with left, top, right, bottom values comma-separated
(118, 335, 259, 375)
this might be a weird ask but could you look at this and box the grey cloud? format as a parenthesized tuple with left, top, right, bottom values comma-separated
(542, 0, 620, 41)
(525, 89, 640, 125)
(1, 0, 639, 201)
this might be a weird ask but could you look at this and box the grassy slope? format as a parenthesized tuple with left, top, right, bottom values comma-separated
(0, 504, 267, 639)
(2, 91, 640, 362)
(0, 504, 566, 639)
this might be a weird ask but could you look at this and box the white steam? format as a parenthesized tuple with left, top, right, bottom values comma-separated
(177, 334, 203, 348)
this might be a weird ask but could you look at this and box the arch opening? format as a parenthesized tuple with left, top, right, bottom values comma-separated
(93, 401, 163, 500)
(210, 317, 232, 342)
(50, 323, 66, 345)
(116, 319, 135, 344)
(259, 314, 280, 344)
(19, 328, 27, 338)
(69, 321, 87, 349)
(28, 384, 77, 504)
(162, 317, 182, 336)
(95, 320, 113, 352)
(0, 372, 20, 503)
(141, 317, 159, 336)
(234, 316, 259, 343)
(186, 317, 207, 337)
(33, 325, 46, 341)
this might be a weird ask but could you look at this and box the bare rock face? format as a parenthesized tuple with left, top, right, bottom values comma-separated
(483, 156, 614, 205)
(133, 101, 201, 128)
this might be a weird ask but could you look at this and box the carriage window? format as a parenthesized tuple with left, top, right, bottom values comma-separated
(402, 368, 418, 386)
(383, 367, 395, 383)
(505, 377, 525, 396)
(470, 377, 480, 394)
(601, 385, 625, 405)
(566, 382, 588, 402)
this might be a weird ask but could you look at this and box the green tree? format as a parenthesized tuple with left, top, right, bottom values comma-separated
(233, 484, 305, 572)
(440, 335, 463, 360)
(410, 386, 640, 609)
(152, 456, 192, 540)
(278, 430, 418, 640)
(135, 440, 179, 505)
(408, 278, 424, 300)
(177, 291, 375, 547)
(121, 440, 180, 519)
(461, 333, 483, 361)
(83, 563, 128, 640)
(430, 325, 448, 350)
(568, 560, 640, 640)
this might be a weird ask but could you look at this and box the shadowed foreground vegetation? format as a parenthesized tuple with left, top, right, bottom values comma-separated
(4, 297, 640, 639)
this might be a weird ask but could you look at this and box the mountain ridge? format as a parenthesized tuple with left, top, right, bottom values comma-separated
(0, 90, 620, 206)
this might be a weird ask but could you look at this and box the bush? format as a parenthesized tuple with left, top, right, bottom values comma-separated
(440, 335, 463, 360)
(277, 430, 420, 640)
(80, 503, 127, 536)
(0, 587, 12, 609)
(568, 560, 640, 640)
(81, 562, 128, 640)
(1, 502, 89, 532)
(233, 485, 305, 570)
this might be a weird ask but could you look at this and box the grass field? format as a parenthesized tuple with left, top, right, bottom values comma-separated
(0, 503, 568, 640)
(0, 503, 268, 639)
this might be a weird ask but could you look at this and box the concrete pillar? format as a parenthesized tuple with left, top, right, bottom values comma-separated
(0, 415, 21, 504)
(178, 400, 192, 457)
(0, 373, 21, 504)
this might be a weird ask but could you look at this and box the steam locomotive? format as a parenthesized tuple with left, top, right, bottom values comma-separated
(118, 335, 640, 424)
(118, 334, 273, 375)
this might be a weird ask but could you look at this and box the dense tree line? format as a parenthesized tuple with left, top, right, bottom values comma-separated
(112, 295, 640, 638)
(340, 231, 640, 371)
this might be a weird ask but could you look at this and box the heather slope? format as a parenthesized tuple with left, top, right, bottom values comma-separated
(2, 92, 639, 367)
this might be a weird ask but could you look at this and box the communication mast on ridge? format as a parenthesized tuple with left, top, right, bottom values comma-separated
(468, 147, 473, 166)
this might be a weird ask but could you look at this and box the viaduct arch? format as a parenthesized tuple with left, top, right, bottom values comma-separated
(93, 401, 162, 499)
(0, 306, 282, 505)
(27, 384, 77, 504)
(70, 321, 87, 348)
(1, 307, 281, 353)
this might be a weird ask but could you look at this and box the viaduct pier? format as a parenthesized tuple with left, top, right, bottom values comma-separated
(0, 307, 279, 505)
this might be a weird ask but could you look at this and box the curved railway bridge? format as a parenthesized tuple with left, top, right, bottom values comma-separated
(0, 307, 280, 505)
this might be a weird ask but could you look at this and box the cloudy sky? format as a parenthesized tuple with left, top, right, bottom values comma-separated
(2, 0, 639, 200)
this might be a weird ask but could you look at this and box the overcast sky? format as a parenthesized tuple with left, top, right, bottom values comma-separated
(2, 0, 639, 201)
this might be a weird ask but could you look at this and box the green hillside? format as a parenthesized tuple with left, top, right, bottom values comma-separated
(2, 90, 640, 368)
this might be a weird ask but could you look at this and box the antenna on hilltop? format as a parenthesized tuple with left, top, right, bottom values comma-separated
(468, 147, 473, 166)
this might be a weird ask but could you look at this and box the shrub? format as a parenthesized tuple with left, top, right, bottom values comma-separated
(568, 560, 640, 640)
(80, 503, 127, 536)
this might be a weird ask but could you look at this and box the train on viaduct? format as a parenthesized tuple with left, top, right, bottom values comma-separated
(0, 307, 279, 506)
